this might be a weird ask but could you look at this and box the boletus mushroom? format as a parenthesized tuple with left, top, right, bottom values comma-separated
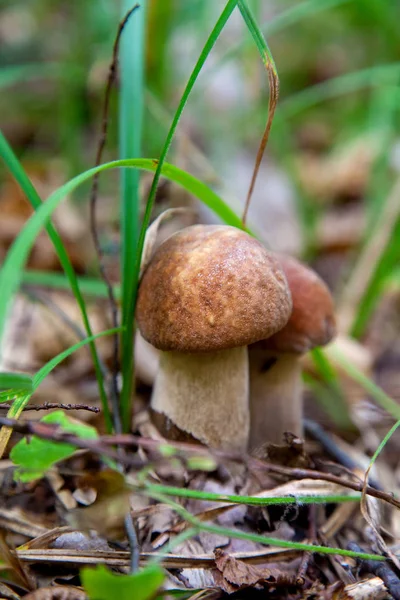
(249, 254, 336, 451)
(136, 225, 292, 452)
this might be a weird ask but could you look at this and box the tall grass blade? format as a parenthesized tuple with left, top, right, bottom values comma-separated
(0, 132, 112, 430)
(119, 1, 146, 431)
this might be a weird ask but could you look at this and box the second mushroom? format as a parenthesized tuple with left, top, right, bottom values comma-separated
(248, 254, 336, 451)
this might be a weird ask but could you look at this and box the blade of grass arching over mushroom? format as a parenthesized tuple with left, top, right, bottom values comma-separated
(237, 0, 279, 226)
(0, 132, 113, 432)
(119, 1, 145, 434)
(0, 157, 241, 354)
(119, 0, 240, 432)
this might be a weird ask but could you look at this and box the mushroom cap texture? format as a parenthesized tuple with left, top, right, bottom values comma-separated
(137, 225, 292, 352)
(258, 254, 336, 354)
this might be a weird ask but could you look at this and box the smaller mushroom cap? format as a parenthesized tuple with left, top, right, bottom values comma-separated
(258, 254, 336, 354)
(137, 225, 292, 353)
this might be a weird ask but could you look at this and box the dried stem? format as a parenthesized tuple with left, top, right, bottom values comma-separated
(242, 63, 279, 227)
(0, 403, 100, 413)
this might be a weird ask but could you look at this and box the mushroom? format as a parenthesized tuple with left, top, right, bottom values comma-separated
(136, 225, 292, 452)
(249, 254, 336, 451)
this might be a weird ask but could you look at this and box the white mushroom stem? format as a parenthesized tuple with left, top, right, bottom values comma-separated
(249, 348, 303, 451)
(151, 346, 249, 452)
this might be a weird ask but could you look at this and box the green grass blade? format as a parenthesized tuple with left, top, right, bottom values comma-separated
(119, 1, 147, 433)
(145, 482, 360, 506)
(0, 132, 112, 430)
(310, 348, 353, 429)
(209, 0, 353, 75)
(0, 64, 80, 89)
(0, 390, 28, 404)
(119, 0, 240, 431)
(238, 0, 277, 71)
(33, 327, 123, 389)
(280, 63, 400, 118)
(18, 270, 114, 298)
(0, 373, 33, 393)
(366, 420, 400, 479)
(148, 491, 384, 562)
(327, 347, 400, 420)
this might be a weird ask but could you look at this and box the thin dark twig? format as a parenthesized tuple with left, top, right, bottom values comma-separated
(1, 417, 400, 512)
(304, 419, 382, 490)
(89, 4, 139, 435)
(124, 514, 140, 573)
(348, 542, 400, 600)
(0, 403, 100, 413)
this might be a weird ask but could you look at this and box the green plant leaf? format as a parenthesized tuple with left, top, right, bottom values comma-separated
(81, 564, 164, 600)
(10, 410, 98, 482)
(0, 373, 33, 393)
(0, 327, 121, 460)
(0, 389, 28, 404)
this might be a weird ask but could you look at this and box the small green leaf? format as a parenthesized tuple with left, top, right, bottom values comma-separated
(0, 373, 33, 393)
(81, 564, 164, 600)
(10, 410, 98, 482)
(186, 456, 217, 472)
(158, 444, 178, 457)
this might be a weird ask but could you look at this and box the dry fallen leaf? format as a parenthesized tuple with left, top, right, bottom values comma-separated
(23, 587, 87, 600)
(67, 470, 132, 540)
(332, 576, 389, 600)
(213, 548, 302, 594)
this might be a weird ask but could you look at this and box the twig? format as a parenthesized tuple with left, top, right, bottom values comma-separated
(348, 542, 400, 600)
(304, 419, 382, 490)
(89, 4, 139, 435)
(1, 416, 400, 512)
(0, 403, 100, 413)
(124, 514, 139, 573)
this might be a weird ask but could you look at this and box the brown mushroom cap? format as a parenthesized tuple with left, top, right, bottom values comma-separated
(258, 254, 336, 354)
(137, 225, 292, 353)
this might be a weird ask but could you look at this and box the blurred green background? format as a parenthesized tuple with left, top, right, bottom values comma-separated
(2, 0, 400, 338)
